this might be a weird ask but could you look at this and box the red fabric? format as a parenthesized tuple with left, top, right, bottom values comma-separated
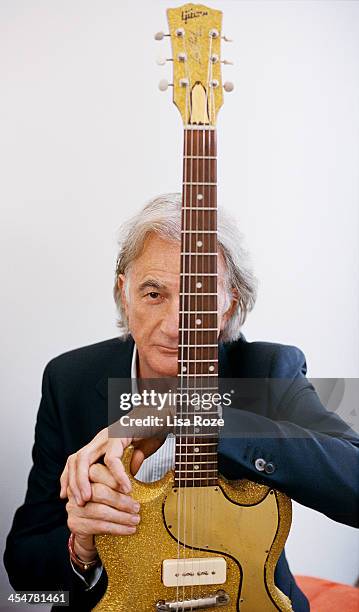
(295, 575, 359, 612)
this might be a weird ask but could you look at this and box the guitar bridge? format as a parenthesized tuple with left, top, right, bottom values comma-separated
(156, 589, 230, 610)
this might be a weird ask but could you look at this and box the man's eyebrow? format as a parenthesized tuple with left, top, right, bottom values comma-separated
(137, 279, 167, 292)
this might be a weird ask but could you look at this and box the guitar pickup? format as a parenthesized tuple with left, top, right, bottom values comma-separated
(156, 589, 230, 610)
(162, 557, 226, 587)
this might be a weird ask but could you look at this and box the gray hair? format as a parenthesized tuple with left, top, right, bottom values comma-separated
(114, 193, 257, 342)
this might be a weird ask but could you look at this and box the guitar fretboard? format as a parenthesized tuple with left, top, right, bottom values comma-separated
(175, 127, 219, 488)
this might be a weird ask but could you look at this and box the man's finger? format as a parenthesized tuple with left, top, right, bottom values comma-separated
(130, 448, 146, 476)
(67, 454, 84, 506)
(63, 428, 109, 505)
(83, 501, 140, 527)
(76, 428, 109, 500)
(89, 463, 122, 490)
(104, 438, 132, 493)
(76, 517, 137, 537)
(90, 482, 140, 514)
(60, 461, 69, 498)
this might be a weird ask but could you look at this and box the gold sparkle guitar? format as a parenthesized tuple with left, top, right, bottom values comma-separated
(94, 5, 293, 611)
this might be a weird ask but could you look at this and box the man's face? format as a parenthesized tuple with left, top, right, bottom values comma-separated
(118, 233, 236, 378)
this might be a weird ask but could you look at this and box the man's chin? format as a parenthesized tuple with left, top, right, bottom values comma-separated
(151, 347, 178, 377)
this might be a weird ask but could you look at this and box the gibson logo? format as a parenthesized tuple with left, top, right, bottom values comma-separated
(182, 8, 208, 23)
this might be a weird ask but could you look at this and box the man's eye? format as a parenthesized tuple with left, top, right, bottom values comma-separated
(147, 292, 160, 299)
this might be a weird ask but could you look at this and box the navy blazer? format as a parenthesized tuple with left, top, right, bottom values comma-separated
(4, 336, 359, 611)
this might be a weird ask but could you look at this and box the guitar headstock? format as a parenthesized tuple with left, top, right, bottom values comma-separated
(165, 4, 224, 126)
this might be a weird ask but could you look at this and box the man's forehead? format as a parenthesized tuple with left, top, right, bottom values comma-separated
(133, 267, 180, 285)
(128, 232, 227, 281)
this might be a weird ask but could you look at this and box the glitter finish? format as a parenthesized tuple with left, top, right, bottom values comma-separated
(93, 448, 293, 611)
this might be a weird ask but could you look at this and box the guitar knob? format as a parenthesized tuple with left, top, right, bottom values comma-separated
(158, 79, 172, 91)
(154, 31, 169, 40)
(156, 56, 173, 66)
(223, 81, 234, 92)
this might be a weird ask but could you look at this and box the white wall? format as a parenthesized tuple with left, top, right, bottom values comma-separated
(1, 0, 358, 603)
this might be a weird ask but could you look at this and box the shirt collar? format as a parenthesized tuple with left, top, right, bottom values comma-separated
(131, 342, 138, 379)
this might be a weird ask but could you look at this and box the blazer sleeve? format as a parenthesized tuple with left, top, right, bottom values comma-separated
(218, 345, 359, 528)
(3, 361, 107, 608)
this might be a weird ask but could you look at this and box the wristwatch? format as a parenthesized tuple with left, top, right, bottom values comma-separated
(68, 533, 100, 572)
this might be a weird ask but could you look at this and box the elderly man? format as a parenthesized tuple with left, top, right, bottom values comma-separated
(4, 194, 359, 611)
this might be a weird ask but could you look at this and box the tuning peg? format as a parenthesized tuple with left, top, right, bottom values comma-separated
(154, 31, 170, 41)
(223, 81, 234, 92)
(210, 54, 234, 65)
(222, 59, 234, 65)
(222, 35, 233, 42)
(156, 56, 173, 66)
(158, 79, 173, 91)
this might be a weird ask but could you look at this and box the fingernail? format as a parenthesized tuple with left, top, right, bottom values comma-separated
(129, 527, 136, 534)
(131, 515, 140, 524)
(133, 503, 140, 512)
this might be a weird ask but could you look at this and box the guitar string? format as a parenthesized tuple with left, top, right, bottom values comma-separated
(207, 38, 215, 595)
(177, 52, 190, 606)
(209, 45, 219, 593)
(190, 122, 200, 608)
(183, 121, 194, 609)
(181, 39, 193, 609)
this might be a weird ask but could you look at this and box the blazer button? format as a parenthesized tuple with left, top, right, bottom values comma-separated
(264, 462, 275, 474)
(254, 458, 266, 472)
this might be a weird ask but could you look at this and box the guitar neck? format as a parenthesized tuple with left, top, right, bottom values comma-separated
(175, 127, 219, 488)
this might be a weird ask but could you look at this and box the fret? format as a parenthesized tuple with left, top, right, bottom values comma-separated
(180, 273, 217, 277)
(178, 344, 217, 347)
(178, 358, 218, 362)
(176, 442, 218, 447)
(175, 407, 220, 411)
(179, 310, 217, 314)
(180, 253, 217, 256)
(180, 293, 217, 297)
(183, 182, 217, 186)
(175, 416, 220, 420)
(176, 448, 218, 452)
(182, 206, 216, 210)
(176, 388, 219, 393)
(176, 453, 217, 460)
(179, 328, 218, 331)
(175, 476, 218, 481)
(176, 461, 217, 466)
(181, 229, 218, 234)
(179, 373, 217, 377)
(176, 468, 218, 472)
(184, 155, 217, 159)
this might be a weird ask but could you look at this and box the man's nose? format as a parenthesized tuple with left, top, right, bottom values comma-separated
(160, 299, 179, 341)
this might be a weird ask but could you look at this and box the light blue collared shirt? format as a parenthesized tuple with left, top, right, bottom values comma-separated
(132, 344, 175, 482)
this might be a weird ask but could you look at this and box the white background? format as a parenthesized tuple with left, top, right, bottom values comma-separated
(0, 0, 358, 606)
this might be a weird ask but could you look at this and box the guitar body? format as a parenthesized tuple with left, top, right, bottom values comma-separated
(94, 448, 293, 612)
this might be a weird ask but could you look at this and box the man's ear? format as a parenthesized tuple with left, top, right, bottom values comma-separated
(117, 274, 129, 318)
(220, 288, 239, 331)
